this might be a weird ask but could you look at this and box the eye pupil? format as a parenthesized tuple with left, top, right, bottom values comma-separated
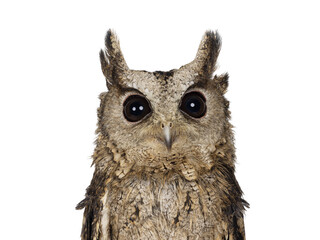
(187, 99, 201, 112)
(123, 95, 152, 122)
(179, 91, 206, 118)
(130, 102, 144, 115)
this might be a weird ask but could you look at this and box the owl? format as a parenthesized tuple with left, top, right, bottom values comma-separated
(76, 29, 248, 240)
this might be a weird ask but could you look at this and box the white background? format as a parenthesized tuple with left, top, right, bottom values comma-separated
(1, 0, 319, 239)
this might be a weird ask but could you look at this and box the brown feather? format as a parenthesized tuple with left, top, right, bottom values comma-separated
(77, 29, 248, 240)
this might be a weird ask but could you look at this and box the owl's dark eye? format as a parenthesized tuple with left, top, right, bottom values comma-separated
(179, 91, 206, 118)
(123, 95, 152, 122)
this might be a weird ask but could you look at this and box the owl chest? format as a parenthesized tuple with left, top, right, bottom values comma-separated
(103, 177, 223, 240)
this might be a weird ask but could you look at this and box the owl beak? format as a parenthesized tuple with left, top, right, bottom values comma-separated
(163, 125, 173, 151)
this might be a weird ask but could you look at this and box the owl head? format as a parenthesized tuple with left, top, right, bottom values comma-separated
(97, 30, 232, 180)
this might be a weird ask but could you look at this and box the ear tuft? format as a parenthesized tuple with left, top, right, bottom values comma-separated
(214, 73, 229, 94)
(99, 49, 113, 88)
(99, 49, 108, 77)
(104, 29, 128, 71)
(193, 30, 222, 78)
(204, 30, 221, 74)
(99, 29, 128, 88)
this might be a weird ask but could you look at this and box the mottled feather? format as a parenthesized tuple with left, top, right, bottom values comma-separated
(77, 30, 248, 240)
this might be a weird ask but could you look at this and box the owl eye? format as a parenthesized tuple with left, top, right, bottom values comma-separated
(179, 91, 206, 118)
(123, 95, 152, 122)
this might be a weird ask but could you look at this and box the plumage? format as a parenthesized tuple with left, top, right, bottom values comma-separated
(77, 29, 248, 240)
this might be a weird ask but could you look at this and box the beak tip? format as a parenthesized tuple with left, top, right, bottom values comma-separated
(163, 125, 173, 151)
(166, 142, 172, 151)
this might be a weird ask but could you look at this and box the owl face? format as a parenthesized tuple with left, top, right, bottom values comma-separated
(99, 30, 229, 174)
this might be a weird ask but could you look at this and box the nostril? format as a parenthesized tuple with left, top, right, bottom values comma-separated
(161, 122, 173, 128)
